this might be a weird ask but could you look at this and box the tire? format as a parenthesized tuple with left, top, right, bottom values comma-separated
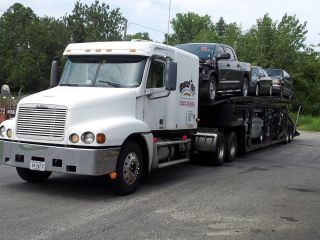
(269, 86, 272, 96)
(280, 88, 283, 98)
(16, 167, 52, 183)
(211, 133, 225, 166)
(200, 75, 217, 103)
(110, 141, 143, 195)
(259, 129, 264, 143)
(255, 84, 259, 97)
(225, 132, 238, 162)
(242, 78, 249, 97)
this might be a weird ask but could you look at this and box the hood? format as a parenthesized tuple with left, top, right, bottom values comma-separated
(19, 86, 137, 110)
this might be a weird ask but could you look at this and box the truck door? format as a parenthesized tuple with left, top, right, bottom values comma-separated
(216, 45, 229, 90)
(143, 59, 168, 130)
(224, 46, 241, 90)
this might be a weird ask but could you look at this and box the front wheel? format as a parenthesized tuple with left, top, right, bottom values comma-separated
(242, 78, 249, 97)
(16, 167, 52, 183)
(211, 133, 226, 166)
(269, 85, 273, 96)
(110, 141, 143, 195)
(255, 84, 259, 97)
(200, 75, 217, 103)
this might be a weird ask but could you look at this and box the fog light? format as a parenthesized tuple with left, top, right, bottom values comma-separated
(7, 129, 12, 138)
(69, 133, 79, 143)
(0, 126, 6, 137)
(96, 133, 106, 144)
(82, 132, 95, 144)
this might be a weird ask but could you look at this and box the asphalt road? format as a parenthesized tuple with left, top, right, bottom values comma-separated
(0, 131, 319, 240)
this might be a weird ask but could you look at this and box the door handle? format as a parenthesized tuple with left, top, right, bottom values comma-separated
(227, 63, 230, 67)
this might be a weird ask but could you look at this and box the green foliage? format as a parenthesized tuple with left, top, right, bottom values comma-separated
(168, 12, 214, 44)
(297, 115, 320, 131)
(66, 0, 125, 42)
(126, 32, 152, 41)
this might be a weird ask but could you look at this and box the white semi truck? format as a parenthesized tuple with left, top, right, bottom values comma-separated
(0, 41, 295, 195)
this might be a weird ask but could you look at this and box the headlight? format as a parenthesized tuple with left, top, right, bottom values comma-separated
(272, 79, 281, 85)
(7, 129, 12, 138)
(69, 133, 79, 143)
(82, 132, 95, 144)
(0, 126, 6, 137)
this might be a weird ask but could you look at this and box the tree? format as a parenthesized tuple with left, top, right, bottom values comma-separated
(66, 0, 125, 43)
(168, 12, 214, 44)
(126, 32, 152, 41)
(0, 3, 70, 93)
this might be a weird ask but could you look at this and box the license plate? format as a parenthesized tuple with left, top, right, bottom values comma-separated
(30, 161, 45, 171)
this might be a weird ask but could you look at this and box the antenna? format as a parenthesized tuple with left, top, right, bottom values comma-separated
(166, 0, 172, 46)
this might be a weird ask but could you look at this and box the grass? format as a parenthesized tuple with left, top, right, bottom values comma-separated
(296, 114, 320, 132)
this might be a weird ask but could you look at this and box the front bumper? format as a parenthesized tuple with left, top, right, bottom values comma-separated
(272, 84, 282, 93)
(0, 140, 120, 176)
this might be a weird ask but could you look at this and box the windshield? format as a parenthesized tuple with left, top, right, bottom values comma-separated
(264, 69, 283, 77)
(59, 55, 147, 88)
(176, 44, 215, 60)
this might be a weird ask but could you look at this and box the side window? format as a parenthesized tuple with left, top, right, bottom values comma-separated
(147, 60, 165, 88)
(216, 46, 224, 56)
(258, 68, 265, 77)
(224, 47, 235, 61)
(252, 68, 258, 77)
(283, 70, 290, 79)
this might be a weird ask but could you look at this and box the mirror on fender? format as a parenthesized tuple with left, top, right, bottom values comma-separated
(49, 58, 59, 88)
(216, 52, 231, 61)
(165, 61, 177, 91)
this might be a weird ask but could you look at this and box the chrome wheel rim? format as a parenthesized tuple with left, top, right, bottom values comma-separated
(243, 81, 248, 96)
(218, 141, 225, 160)
(230, 138, 236, 157)
(209, 81, 216, 100)
(123, 152, 140, 185)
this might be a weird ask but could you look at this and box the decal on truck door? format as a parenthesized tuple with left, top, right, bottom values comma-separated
(178, 77, 196, 127)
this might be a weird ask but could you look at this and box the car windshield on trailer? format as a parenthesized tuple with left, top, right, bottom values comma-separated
(176, 44, 215, 60)
(265, 69, 283, 77)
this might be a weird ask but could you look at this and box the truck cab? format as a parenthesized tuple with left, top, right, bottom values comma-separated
(0, 41, 199, 194)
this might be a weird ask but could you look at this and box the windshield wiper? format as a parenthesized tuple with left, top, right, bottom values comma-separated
(60, 83, 80, 86)
(98, 80, 121, 87)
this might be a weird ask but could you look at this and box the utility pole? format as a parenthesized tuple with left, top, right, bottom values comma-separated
(123, 18, 128, 40)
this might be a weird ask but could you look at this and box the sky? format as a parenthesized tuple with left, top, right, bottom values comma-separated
(0, 0, 319, 46)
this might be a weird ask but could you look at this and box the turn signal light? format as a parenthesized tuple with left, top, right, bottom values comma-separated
(96, 133, 106, 144)
(109, 172, 117, 180)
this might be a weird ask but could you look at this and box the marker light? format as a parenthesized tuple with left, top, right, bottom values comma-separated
(96, 133, 106, 144)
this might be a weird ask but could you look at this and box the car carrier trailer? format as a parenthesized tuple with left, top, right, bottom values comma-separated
(0, 41, 297, 195)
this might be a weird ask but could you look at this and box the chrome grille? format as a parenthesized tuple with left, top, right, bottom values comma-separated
(16, 105, 67, 141)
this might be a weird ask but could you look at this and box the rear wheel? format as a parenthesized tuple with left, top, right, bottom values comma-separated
(110, 141, 143, 195)
(16, 167, 52, 183)
(225, 132, 238, 162)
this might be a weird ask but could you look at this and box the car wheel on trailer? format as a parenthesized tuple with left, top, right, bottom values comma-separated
(242, 78, 249, 97)
(225, 132, 238, 162)
(110, 141, 143, 195)
(16, 167, 52, 183)
(200, 75, 217, 103)
(211, 133, 226, 166)
(255, 84, 259, 97)
(259, 129, 264, 143)
(269, 86, 272, 96)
